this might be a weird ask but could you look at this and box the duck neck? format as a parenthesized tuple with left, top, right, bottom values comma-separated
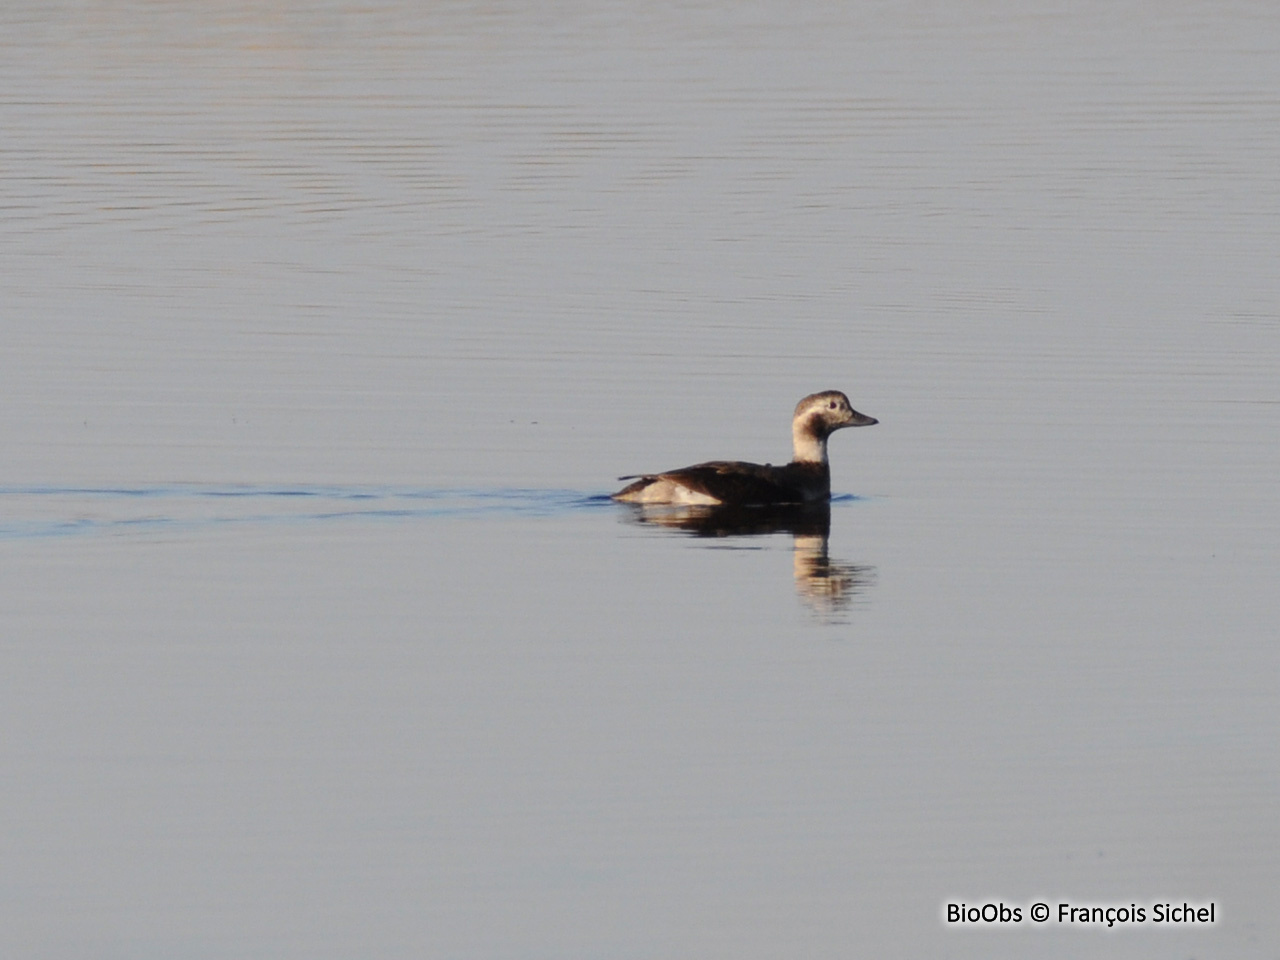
(792, 423, 829, 465)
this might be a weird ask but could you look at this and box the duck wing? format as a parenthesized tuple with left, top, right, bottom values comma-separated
(616, 460, 810, 505)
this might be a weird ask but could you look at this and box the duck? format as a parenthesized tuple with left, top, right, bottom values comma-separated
(612, 390, 877, 506)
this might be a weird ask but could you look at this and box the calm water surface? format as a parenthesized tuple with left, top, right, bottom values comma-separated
(2, 2, 1278, 957)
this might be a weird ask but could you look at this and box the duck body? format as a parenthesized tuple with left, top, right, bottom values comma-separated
(612, 390, 877, 506)
(613, 459, 833, 506)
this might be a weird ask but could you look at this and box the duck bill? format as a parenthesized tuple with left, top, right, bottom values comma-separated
(846, 409, 878, 427)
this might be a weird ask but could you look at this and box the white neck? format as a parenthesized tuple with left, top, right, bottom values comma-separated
(792, 425, 828, 464)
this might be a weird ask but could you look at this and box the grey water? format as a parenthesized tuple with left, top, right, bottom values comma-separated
(2, 2, 1278, 957)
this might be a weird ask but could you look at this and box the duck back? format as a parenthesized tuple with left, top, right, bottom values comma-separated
(613, 460, 830, 506)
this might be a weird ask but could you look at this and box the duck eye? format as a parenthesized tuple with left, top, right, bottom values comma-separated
(828, 400, 836, 409)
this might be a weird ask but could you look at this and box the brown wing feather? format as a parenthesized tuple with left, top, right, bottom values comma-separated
(615, 460, 827, 505)
(616, 460, 834, 506)
(657, 462, 780, 504)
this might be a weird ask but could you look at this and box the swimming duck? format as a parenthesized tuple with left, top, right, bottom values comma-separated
(612, 390, 877, 505)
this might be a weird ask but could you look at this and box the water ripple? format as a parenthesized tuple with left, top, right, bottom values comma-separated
(0, 485, 612, 541)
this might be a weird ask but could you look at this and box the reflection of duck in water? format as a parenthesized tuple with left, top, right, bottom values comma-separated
(620, 501, 876, 620)
(611, 391, 877, 505)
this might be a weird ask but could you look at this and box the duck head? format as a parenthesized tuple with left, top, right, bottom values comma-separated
(791, 390, 877, 463)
